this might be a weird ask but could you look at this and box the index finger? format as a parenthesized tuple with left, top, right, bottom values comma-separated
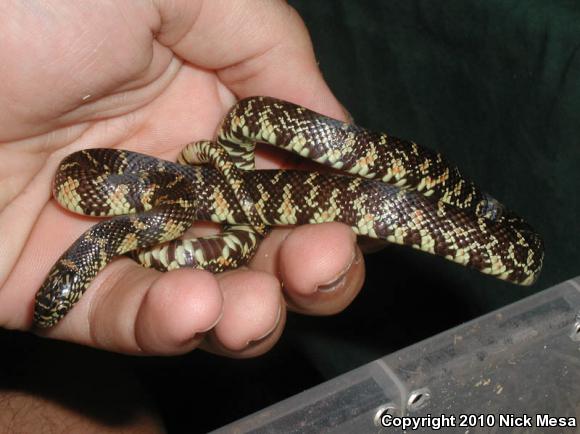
(154, 0, 346, 119)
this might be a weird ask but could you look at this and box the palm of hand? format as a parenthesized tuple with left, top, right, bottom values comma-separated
(0, 1, 363, 356)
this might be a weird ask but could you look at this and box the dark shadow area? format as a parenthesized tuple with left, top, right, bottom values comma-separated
(0, 329, 156, 429)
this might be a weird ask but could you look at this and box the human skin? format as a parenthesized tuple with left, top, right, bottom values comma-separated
(0, 0, 366, 358)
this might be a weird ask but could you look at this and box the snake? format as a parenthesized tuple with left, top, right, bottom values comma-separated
(33, 96, 544, 328)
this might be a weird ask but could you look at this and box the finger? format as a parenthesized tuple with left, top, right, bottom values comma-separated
(200, 269, 286, 358)
(251, 223, 366, 316)
(155, 0, 347, 120)
(133, 268, 223, 355)
(40, 260, 224, 355)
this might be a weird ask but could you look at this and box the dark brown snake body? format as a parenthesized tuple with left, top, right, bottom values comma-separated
(33, 97, 544, 328)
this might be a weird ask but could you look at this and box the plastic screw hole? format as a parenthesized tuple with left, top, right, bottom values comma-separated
(407, 388, 431, 410)
(410, 393, 423, 405)
(373, 405, 397, 426)
(571, 321, 580, 342)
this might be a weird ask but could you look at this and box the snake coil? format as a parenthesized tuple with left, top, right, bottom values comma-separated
(33, 97, 544, 328)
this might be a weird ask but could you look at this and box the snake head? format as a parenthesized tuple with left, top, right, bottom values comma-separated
(33, 263, 85, 328)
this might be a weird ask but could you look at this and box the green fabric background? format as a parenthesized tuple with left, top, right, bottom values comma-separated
(299, 0, 579, 293)
(1, 2, 579, 432)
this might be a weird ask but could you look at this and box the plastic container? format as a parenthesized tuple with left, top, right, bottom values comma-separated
(215, 277, 580, 433)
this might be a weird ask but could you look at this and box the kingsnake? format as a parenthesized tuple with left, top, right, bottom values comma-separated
(33, 97, 544, 328)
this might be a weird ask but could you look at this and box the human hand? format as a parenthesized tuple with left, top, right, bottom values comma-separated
(0, 0, 365, 356)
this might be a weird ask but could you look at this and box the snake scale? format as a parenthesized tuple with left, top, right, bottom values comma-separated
(33, 96, 544, 328)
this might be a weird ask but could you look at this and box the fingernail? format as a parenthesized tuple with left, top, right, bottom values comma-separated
(196, 309, 224, 334)
(246, 305, 282, 346)
(340, 104, 355, 124)
(316, 246, 361, 293)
